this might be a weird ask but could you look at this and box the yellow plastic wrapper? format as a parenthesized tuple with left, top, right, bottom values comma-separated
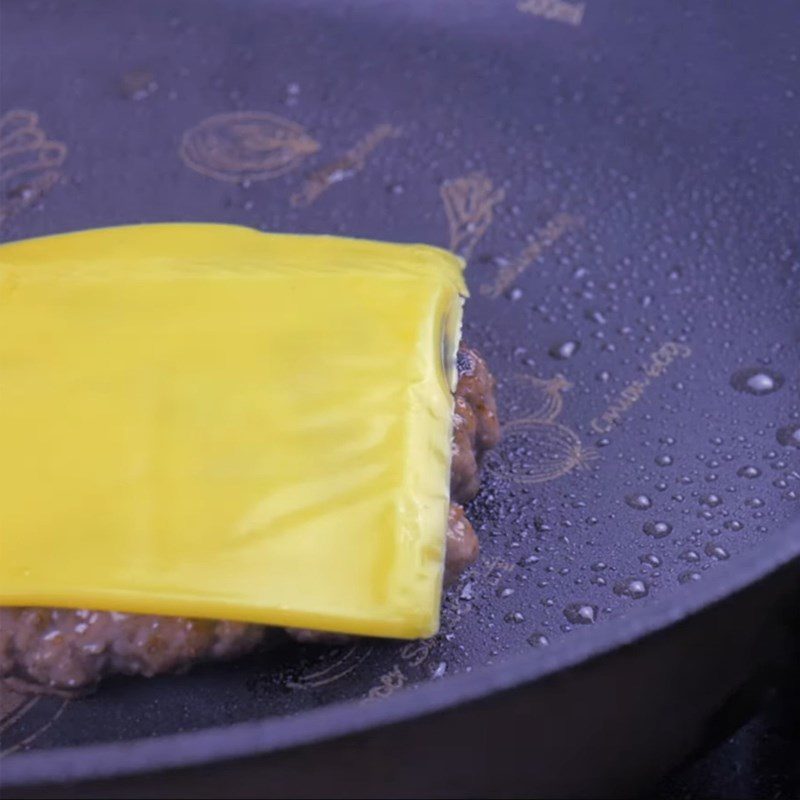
(0, 224, 466, 638)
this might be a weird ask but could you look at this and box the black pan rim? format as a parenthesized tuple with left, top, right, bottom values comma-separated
(4, 513, 799, 788)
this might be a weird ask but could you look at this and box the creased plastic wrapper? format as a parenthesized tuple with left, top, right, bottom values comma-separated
(0, 224, 467, 638)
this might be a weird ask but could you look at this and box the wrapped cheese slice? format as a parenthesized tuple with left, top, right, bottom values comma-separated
(0, 224, 466, 638)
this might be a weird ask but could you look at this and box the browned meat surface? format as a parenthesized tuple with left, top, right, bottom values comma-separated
(443, 503, 479, 587)
(0, 345, 498, 693)
(451, 345, 500, 504)
(451, 393, 480, 504)
(0, 609, 270, 692)
(283, 627, 351, 646)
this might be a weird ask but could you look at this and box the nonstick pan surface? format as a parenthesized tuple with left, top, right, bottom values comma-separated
(1, 0, 799, 796)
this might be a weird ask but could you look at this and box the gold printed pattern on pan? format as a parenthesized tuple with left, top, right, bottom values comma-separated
(364, 636, 441, 701)
(481, 212, 582, 298)
(440, 172, 505, 260)
(518, 0, 586, 26)
(1, 682, 69, 756)
(286, 644, 375, 690)
(365, 665, 407, 701)
(290, 123, 401, 207)
(0, 110, 67, 224)
(180, 111, 320, 183)
(489, 373, 597, 485)
(590, 342, 692, 434)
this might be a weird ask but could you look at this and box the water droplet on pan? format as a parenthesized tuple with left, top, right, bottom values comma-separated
(639, 553, 662, 568)
(737, 465, 761, 478)
(776, 424, 800, 448)
(584, 309, 607, 324)
(613, 579, 649, 599)
(527, 633, 550, 647)
(626, 494, 653, 510)
(643, 521, 673, 538)
(563, 603, 598, 625)
(705, 543, 730, 560)
(730, 367, 784, 396)
(549, 340, 581, 360)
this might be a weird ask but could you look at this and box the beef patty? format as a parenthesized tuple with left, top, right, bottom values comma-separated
(0, 345, 498, 693)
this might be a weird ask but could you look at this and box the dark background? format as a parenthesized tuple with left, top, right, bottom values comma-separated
(653, 675, 800, 799)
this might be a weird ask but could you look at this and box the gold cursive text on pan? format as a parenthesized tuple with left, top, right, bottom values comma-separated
(589, 342, 692, 434)
(291, 124, 401, 207)
(480, 212, 582, 298)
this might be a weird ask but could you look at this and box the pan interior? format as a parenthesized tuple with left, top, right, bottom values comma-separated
(1, 0, 798, 755)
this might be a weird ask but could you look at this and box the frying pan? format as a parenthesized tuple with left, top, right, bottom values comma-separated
(1, 0, 799, 796)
